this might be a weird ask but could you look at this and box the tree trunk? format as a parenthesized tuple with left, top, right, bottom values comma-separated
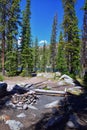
(1, 31, 5, 75)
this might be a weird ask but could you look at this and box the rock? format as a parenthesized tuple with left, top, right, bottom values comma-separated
(17, 113, 26, 118)
(44, 100, 60, 108)
(44, 73, 55, 79)
(55, 72, 61, 77)
(45, 115, 64, 129)
(23, 104, 28, 110)
(31, 72, 37, 77)
(11, 84, 27, 94)
(37, 73, 43, 77)
(66, 114, 80, 129)
(67, 86, 83, 95)
(6, 120, 23, 130)
(0, 82, 7, 90)
(67, 121, 76, 128)
(57, 74, 75, 86)
(28, 105, 38, 110)
(37, 72, 55, 79)
(5, 101, 16, 109)
(0, 114, 10, 122)
(23, 84, 33, 91)
(0, 83, 7, 97)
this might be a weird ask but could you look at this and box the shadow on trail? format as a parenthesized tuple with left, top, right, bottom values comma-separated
(27, 91, 87, 130)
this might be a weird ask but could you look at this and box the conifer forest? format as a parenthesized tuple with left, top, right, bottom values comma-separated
(0, 0, 87, 83)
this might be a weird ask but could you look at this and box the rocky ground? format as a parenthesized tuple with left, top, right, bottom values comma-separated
(0, 76, 87, 130)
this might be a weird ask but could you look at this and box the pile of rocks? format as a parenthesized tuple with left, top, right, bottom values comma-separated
(6, 90, 38, 110)
(0, 82, 39, 110)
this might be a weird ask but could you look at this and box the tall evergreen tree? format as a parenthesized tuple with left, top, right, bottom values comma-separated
(34, 37, 39, 71)
(42, 42, 46, 72)
(0, 0, 21, 76)
(50, 13, 58, 72)
(5, 0, 21, 76)
(82, 0, 87, 82)
(21, 0, 33, 76)
(62, 0, 81, 76)
(0, 0, 8, 75)
(57, 31, 67, 73)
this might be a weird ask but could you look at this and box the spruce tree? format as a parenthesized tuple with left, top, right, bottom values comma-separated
(5, 0, 21, 76)
(21, 0, 33, 76)
(0, 0, 8, 75)
(82, 0, 87, 83)
(57, 32, 67, 73)
(50, 13, 58, 72)
(0, 0, 21, 76)
(34, 37, 39, 71)
(42, 42, 46, 72)
(62, 0, 81, 76)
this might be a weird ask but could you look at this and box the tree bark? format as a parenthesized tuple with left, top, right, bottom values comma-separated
(1, 31, 5, 75)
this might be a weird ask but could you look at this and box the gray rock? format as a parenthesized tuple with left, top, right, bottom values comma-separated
(57, 74, 75, 86)
(23, 104, 28, 110)
(17, 113, 26, 118)
(5, 101, 16, 109)
(66, 114, 80, 129)
(44, 100, 60, 108)
(55, 72, 61, 77)
(67, 121, 75, 128)
(28, 105, 38, 110)
(6, 120, 23, 130)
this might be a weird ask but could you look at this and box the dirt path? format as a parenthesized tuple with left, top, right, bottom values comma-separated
(4, 76, 48, 91)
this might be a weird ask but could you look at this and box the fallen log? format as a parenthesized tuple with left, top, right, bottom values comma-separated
(34, 89, 66, 96)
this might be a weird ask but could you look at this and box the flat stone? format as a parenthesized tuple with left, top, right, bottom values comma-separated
(28, 105, 38, 110)
(44, 100, 60, 108)
(6, 120, 23, 130)
(17, 113, 26, 118)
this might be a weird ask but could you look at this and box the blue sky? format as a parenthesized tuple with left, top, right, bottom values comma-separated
(20, 0, 85, 44)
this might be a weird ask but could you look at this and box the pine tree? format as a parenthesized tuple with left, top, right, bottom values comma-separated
(62, 0, 81, 76)
(5, 0, 21, 76)
(42, 42, 47, 72)
(57, 32, 67, 73)
(50, 13, 58, 72)
(21, 0, 33, 76)
(0, 0, 21, 76)
(0, 0, 8, 75)
(34, 37, 39, 71)
(6, 0, 21, 52)
(82, 0, 87, 82)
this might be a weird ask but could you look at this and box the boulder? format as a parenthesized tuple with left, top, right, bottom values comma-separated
(37, 73, 44, 77)
(55, 72, 61, 77)
(0, 83, 7, 98)
(57, 74, 75, 86)
(10, 84, 27, 94)
(37, 72, 55, 79)
(67, 87, 83, 95)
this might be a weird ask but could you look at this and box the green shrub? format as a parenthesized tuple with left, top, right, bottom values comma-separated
(0, 75, 4, 81)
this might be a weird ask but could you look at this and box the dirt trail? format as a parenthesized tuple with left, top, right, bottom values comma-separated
(4, 76, 48, 90)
